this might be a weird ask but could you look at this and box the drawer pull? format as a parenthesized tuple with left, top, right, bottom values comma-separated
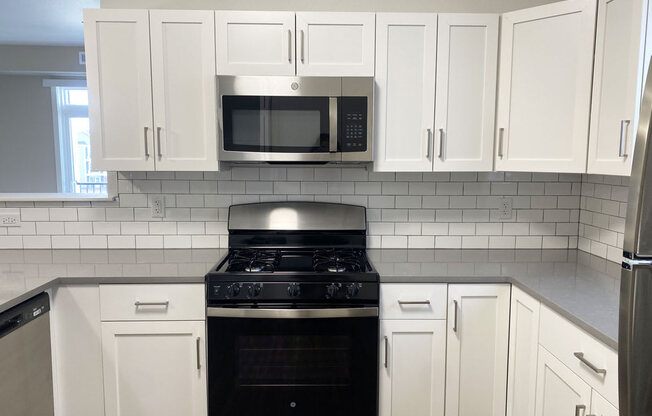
(134, 300, 169, 307)
(398, 300, 431, 305)
(453, 299, 458, 332)
(384, 336, 388, 368)
(196, 337, 201, 370)
(575, 404, 586, 416)
(574, 352, 606, 375)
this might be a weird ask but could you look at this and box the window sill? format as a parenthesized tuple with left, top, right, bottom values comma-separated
(0, 193, 117, 202)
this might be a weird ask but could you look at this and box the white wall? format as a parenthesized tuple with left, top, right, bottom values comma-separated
(100, 0, 555, 13)
(0, 74, 58, 193)
(0, 45, 85, 75)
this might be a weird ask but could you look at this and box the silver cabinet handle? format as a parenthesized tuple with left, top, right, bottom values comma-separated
(574, 352, 607, 375)
(196, 337, 201, 370)
(156, 127, 163, 160)
(425, 128, 432, 159)
(300, 30, 305, 63)
(398, 300, 431, 305)
(619, 119, 630, 158)
(384, 336, 388, 368)
(144, 126, 150, 159)
(575, 404, 586, 416)
(134, 300, 169, 307)
(287, 29, 292, 63)
(498, 128, 505, 159)
(438, 128, 444, 159)
(453, 299, 458, 332)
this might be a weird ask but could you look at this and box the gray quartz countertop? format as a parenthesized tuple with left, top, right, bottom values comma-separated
(369, 248, 620, 350)
(0, 248, 620, 350)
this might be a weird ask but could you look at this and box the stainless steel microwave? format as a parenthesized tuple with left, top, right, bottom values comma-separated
(217, 76, 373, 163)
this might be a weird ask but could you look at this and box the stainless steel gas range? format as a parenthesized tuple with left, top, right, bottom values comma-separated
(205, 202, 379, 416)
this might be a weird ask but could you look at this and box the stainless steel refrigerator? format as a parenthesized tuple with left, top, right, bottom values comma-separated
(620, 60, 652, 415)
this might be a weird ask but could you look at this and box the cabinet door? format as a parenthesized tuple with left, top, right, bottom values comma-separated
(83, 9, 155, 171)
(590, 389, 619, 416)
(495, 0, 597, 173)
(535, 346, 592, 416)
(379, 320, 446, 416)
(587, 0, 646, 175)
(374, 13, 437, 172)
(296, 12, 375, 76)
(434, 14, 498, 172)
(150, 10, 218, 171)
(506, 287, 540, 416)
(215, 11, 295, 76)
(445, 284, 510, 416)
(101, 321, 207, 416)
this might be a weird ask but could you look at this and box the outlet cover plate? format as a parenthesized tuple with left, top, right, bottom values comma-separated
(0, 210, 21, 227)
(151, 196, 165, 218)
(499, 198, 513, 220)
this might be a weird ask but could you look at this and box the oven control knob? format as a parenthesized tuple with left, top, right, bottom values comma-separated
(247, 283, 262, 298)
(345, 283, 361, 298)
(326, 283, 342, 299)
(288, 283, 301, 297)
(226, 283, 241, 298)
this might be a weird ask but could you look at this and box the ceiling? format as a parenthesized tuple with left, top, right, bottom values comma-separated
(0, 0, 99, 46)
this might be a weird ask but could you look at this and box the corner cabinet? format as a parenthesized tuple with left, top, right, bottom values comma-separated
(587, 0, 647, 175)
(374, 13, 498, 172)
(101, 321, 207, 416)
(445, 284, 510, 416)
(434, 14, 498, 172)
(84, 9, 218, 171)
(495, 0, 597, 173)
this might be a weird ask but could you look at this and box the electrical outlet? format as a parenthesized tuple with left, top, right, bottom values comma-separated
(499, 198, 513, 220)
(0, 210, 21, 227)
(151, 196, 165, 218)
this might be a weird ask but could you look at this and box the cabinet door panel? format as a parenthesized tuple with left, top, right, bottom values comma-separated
(496, 0, 597, 173)
(296, 12, 375, 76)
(587, 0, 646, 175)
(434, 14, 498, 172)
(374, 13, 436, 172)
(101, 321, 207, 416)
(506, 287, 540, 416)
(216, 11, 295, 76)
(591, 389, 619, 416)
(535, 346, 591, 416)
(379, 320, 446, 416)
(150, 10, 218, 171)
(445, 284, 510, 416)
(83, 9, 155, 171)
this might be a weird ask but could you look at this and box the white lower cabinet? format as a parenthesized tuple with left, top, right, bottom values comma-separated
(101, 320, 207, 416)
(535, 346, 592, 416)
(379, 320, 446, 416)
(590, 390, 619, 416)
(445, 284, 511, 416)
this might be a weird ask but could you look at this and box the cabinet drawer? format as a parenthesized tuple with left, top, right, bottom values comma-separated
(380, 284, 447, 320)
(100, 284, 205, 321)
(539, 305, 618, 407)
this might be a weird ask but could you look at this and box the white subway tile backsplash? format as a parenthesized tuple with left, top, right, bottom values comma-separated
(21, 208, 49, 221)
(108, 235, 135, 249)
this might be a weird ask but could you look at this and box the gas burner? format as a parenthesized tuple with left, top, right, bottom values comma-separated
(313, 249, 364, 273)
(227, 249, 280, 273)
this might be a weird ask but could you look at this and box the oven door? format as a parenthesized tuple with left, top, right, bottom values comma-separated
(207, 307, 378, 416)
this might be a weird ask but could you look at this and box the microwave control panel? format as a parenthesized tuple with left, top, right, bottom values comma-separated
(340, 97, 368, 152)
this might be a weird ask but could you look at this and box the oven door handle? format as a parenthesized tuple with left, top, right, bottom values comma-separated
(206, 307, 378, 319)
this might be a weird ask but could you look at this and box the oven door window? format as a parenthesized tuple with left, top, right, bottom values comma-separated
(222, 96, 331, 153)
(207, 316, 377, 416)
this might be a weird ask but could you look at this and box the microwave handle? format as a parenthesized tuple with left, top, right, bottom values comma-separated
(329, 97, 338, 153)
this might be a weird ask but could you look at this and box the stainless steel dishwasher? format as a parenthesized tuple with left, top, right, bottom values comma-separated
(0, 292, 54, 416)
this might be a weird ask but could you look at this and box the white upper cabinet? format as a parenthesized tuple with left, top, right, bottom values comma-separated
(495, 0, 597, 173)
(379, 320, 446, 416)
(84, 9, 155, 171)
(534, 346, 592, 416)
(215, 11, 295, 76)
(587, 0, 646, 175)
(150, 10, 218, 171)
(434, 14, 498, 172)
(374, 13, 437, 172)
(295, 12, 375, 76)
(445, 284, 510, 416)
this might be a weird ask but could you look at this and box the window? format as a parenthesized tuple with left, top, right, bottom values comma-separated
(52, 84, 107, 195)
